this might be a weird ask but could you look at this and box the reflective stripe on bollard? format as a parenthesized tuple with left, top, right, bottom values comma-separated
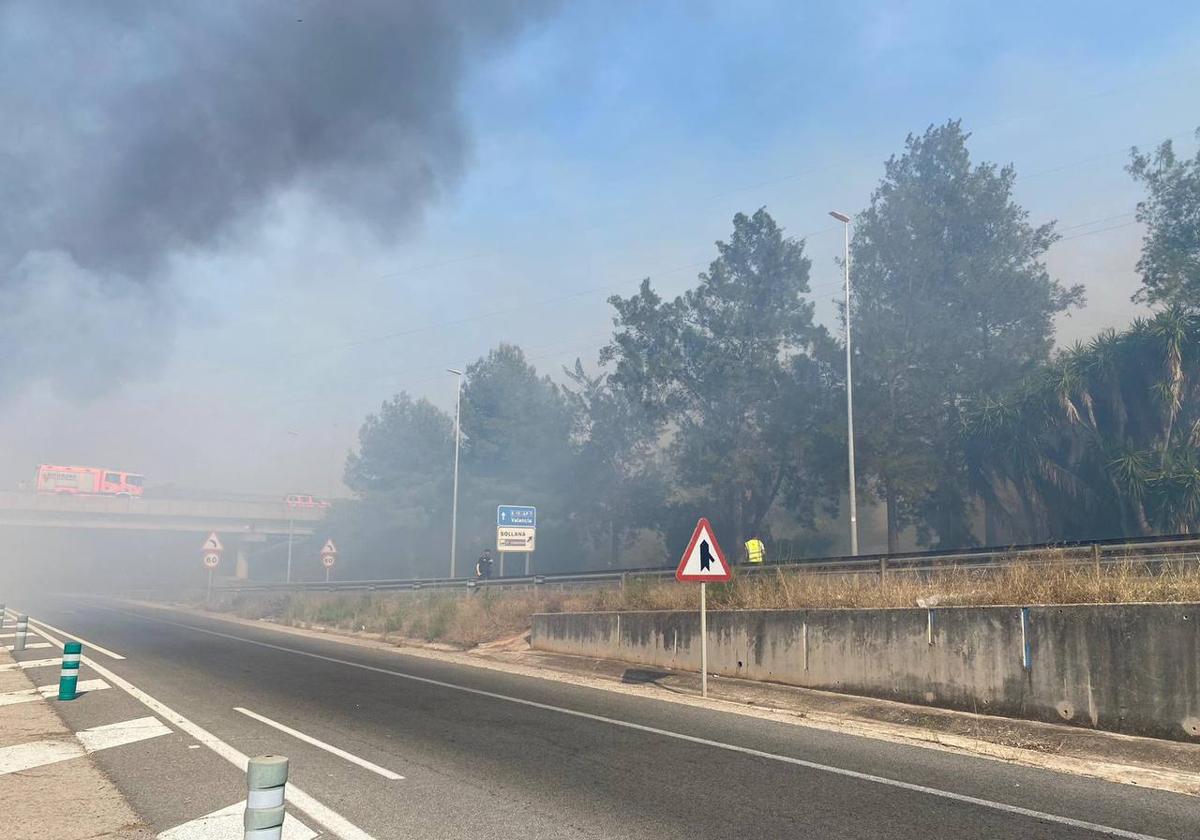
(14, 615, 28, 652)
(245, 755, 289, 840)
(58, 641, 82, 701)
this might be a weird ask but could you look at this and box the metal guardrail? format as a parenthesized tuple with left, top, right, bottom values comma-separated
(213, 533, 1200, 595)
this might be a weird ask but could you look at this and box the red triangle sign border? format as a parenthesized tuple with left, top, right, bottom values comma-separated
(675, 517, 732, 582)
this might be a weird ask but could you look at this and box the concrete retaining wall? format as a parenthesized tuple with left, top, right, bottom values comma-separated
(531, 604, 1200, 741)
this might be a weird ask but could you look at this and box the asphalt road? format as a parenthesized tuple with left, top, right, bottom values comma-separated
(9, 596, 1199, 839)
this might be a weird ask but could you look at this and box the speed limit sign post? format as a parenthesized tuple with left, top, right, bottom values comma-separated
(320, 539, 337, 582)
(201, 532, 223, 603)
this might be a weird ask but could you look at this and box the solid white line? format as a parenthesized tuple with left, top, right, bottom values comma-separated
(27, 622, 377, 840)
(0, 658, 58, 671)
(76, 715, 172, 752)
(157, 800, 317, 840)
(234, 707, 404, 780)
(130, 611, 1169, 840)
(3, 641, 51, 650)
(0, 715, 170, 775)
(25, 616, 125, 659)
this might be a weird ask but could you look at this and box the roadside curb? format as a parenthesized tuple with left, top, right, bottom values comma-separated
(125, 599, 1200, 798)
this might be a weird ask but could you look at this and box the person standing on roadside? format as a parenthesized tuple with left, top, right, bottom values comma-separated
(744, 535, 766, 566)
(475, 548, 495, 580)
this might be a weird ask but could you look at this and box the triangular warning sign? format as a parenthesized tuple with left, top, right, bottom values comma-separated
(202, 531, 223, 552)
(321, 539, 337, 555)
(676, 518, 731, 582)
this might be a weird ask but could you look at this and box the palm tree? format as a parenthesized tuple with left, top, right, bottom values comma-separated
(964, 307, 1200, 539)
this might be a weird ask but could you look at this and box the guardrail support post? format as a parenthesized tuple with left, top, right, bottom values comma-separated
(58, 641, 82, 701)
(245, 755, 289, 840)
(879, 556, 888, 587)
(1092, 543, 1102, 575)
(14, 615, 28, 652)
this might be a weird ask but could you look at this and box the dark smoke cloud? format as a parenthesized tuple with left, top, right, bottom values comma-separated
(0, 1, 553, 396)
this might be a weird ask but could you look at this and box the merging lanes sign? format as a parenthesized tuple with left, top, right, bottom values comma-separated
(675, 518, 731, 582)
(675, 517, 730, 698)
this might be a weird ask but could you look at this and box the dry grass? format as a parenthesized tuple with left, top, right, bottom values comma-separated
(210, 556, 1200, 648)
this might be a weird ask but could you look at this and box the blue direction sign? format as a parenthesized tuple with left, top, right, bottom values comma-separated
(497, 505, 536, 527)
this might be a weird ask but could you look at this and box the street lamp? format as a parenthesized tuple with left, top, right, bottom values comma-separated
(447, 368, 464, 578)
(829, 210, 859, 556)
(286, 430, 299, 582)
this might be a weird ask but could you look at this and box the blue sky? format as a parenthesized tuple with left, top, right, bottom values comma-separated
(3, 0, 1199, 493)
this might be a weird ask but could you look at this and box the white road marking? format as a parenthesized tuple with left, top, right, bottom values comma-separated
(0, 658, 58, 671)
(129, 611, 1172, 840)
(0, 632, 16, 638)
(25, 616, 125, 659)
(2, 641, 51, 650)
(234, 706, 404, 780)
(0, 739, 83, 774)
(157, 801, 316, 840)
(0, 715, 171, 775)
(76, 715, 172, 752)
(0, 678, 110, 706)
(27, 622, 378, 840)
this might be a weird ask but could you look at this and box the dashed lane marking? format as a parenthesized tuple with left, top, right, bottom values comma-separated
(0, 715, 171, 775)
(128, 609, 1173, 840)
(27, 620, 379, 840)
(235, 706, 404, 780)
(157, 801, 317, 839)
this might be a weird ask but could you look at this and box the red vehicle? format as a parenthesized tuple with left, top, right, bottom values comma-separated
(35, 465, 145, 497)
(285, 494, 330, 509)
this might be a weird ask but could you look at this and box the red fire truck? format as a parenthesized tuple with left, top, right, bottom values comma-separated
(35, 465, 145, 497)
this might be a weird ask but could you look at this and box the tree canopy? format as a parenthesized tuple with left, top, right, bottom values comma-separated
(849, 120, 1084, 550)
(1128, 128, 1200, 309)
(331, 123, 1196, 579)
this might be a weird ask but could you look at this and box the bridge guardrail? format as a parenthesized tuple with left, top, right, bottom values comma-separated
(212, 533, 1200, 596)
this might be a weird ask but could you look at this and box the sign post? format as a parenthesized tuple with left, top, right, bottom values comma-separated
(497, 506, 536, 577)
(320, 539, 338, 583)
(675, 518, 731, 698)
(201, 532, 224, 605)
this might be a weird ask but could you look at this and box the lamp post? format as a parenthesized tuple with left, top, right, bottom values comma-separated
(447, 368, 464, 578)
(286, 430, 299, 582)
(829, 210, 859, 556)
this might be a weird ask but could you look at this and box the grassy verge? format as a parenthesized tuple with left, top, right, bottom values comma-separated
(208, 556, 1200, 649)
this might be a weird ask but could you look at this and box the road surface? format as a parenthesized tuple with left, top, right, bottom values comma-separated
(6, 597, 1198, 839)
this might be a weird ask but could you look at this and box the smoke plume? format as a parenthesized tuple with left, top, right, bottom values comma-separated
(0, 1, 552, 396)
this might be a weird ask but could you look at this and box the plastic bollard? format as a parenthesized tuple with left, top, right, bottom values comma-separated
(58, 641, 82, 701)
(244, 755, 289, 840)
(0, 604, 6, 629)
(14, 615, 28, 652)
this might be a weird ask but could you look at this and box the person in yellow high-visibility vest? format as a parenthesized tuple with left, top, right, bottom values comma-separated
(744, 536, 765, 565)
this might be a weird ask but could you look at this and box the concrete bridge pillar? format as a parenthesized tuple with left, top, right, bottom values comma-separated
(235, 544, 250, 580)
(233, 533, 267, 580)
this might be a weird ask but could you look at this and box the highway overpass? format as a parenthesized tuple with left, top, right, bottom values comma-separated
(0, 490, 325, 536)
